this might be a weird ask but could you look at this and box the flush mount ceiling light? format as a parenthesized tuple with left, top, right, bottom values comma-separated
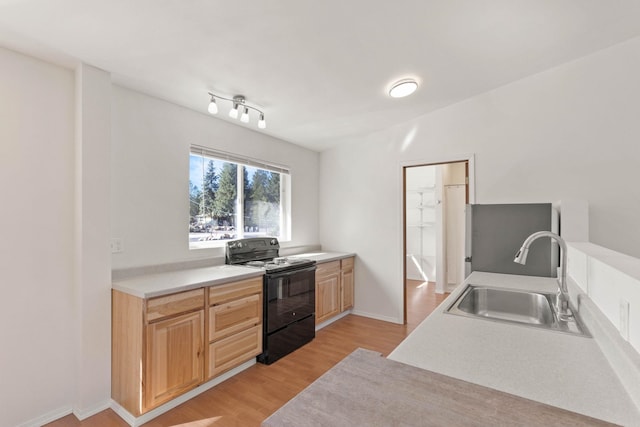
(207, 92, 266, 129)
(389, 79, 418, 98)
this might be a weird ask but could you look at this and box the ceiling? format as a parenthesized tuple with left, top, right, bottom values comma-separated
(2, 1, 640, 152)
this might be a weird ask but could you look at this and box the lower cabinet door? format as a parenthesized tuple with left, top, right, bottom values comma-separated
(209, 325, 262, 378)
(145, 310, 204, 410)
(316, 272, 340, 324)
(341, 267, 354, 311)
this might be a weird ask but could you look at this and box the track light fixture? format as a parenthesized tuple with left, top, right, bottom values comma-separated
(207, 92, 266, 129)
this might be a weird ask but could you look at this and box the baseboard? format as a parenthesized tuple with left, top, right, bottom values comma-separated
(445, 283, 460, 293)
(350, 309, 402, 325)
(15, 405, 73, 427)
(110, 401, 138, 427)
(111, 358, 256, 427)
(73, 399, 112, 421)
(13, 398, 110, 426)
(315, 311, 351, 330)
(315, 310, 402, 330)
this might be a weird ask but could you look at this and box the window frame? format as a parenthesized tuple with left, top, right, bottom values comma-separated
(189, 145, 291, 249)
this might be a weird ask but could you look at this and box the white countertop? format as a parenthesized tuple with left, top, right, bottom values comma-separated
(112, 251, 354, 299)
(112, 265, 264, 299)
(570, 242, 640, 281)
(388, 271, 640, 426)
(289, 251, 355, 263)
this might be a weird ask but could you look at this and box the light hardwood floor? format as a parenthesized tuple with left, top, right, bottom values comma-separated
(46, 280, 448, 427)
(406, 279, 450, 333)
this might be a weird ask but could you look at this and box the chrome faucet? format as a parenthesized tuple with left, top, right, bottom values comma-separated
(514, 231, 571, 318)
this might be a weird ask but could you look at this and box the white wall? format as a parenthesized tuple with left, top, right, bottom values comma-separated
(111, 86, 320, 270)
(73, 63, 112, 419)
(0, 47, 76, 426)
(320, 36, 640, 323)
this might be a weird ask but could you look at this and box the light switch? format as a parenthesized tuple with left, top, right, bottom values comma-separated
(111, 238, 124, 254)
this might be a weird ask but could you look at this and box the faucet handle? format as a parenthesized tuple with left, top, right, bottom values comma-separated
(558, 311, 574, 322)
(554, 296, 573, 321)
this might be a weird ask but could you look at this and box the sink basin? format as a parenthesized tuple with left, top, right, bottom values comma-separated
(446, 284, 590, 337)
(455, 286, 554, 326)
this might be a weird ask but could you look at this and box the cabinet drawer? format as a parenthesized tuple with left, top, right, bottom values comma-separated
(341, 257, 354, 269)
(208, 325, 262, 378)
(209, 277, 263, 306)
(316, 260, 340, 277)
(146, 289, 205, 322)
(209, 294, 262, 341)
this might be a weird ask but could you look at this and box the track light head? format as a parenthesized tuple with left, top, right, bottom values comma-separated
(258, 113, 266, 129)
(229, 95, 245, 119)
(207, 95, 218, 115)
(229, 103, 239, 119)
(240, 106, 250, 123)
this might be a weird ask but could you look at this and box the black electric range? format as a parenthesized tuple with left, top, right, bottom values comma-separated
(226, 237, 316, 364)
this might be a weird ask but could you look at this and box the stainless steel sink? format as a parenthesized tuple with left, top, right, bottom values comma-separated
(446, 284, 590, 337)
(455, 286, 554, 325)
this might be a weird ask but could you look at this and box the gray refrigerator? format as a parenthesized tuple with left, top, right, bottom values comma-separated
(464, 203, 559, 278)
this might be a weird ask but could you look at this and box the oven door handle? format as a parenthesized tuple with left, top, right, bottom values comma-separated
(268, 265, 316, 278)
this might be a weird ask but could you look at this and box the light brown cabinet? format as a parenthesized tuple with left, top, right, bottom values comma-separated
(112, 288, 205, 415)
(209, 324, 262, 377)
(112, 276, 263, 416)
(315, 256, 355, 325)
(341, 257, 354, 311)
(207, 277, 263, 378)
(315, 261, 341, 324)
(145, 310, 204, 409)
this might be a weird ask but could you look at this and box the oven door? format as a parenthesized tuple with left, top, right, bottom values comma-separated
(265, 265, 316, 334)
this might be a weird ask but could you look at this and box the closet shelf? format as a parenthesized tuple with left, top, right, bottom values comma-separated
(409, 186, 435, 194)
(415, 203, 436, 209)
(408, 222, 435, 228)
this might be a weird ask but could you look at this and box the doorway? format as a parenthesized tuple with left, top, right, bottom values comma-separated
(402, 158, 473, 325)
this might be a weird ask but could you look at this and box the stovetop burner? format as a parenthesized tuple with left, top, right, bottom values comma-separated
(243, 257, 315, 273)
(245, 260, 266, 268)
(225, 238, 316, 273)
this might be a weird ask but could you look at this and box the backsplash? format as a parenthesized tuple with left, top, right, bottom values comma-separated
(567, 242, 640, 353)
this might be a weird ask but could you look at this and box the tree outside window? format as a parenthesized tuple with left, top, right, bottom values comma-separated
(189, 152, 286, 248)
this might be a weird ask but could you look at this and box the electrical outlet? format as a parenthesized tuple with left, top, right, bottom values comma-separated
(111, 238, 124, 254)
(619, 300, 630, 341)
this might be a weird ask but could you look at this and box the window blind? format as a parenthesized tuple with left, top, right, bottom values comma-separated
(190, 144, 290, 175)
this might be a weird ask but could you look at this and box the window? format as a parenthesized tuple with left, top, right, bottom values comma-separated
(189, 145, 290, 249)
